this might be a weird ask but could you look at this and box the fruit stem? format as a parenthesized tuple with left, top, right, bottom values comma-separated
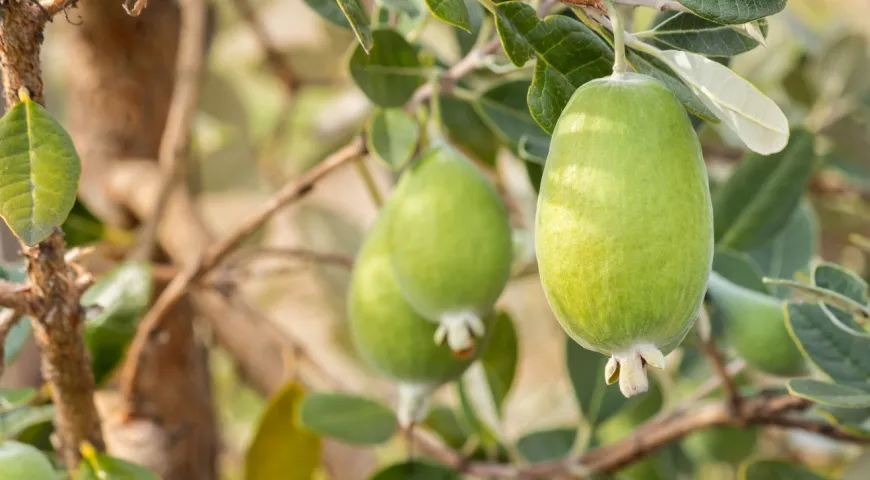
(396, 383, 435, 428)
(606, 343, 665, 398)
(602, 0, 628, 75)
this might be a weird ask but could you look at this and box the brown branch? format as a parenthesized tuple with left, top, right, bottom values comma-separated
(697, 307, 743, 421)
(131, 0, 208, 262)
(0, 0, 104, 468)
(120, 137, 366, 404)
(228, 0, 298, 95)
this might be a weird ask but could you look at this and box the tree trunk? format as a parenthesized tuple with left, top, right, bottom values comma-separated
(58, 1, 218, 478)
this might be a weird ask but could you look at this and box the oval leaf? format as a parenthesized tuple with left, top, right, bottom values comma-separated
(647, 11, 767, 57)
(494, 1, 539, 67)
(76, 452, 158, 480)
(0, 92, 82, 246)
(712, 248, 768, 294)
(366, 109, 419, 170)
(0, 404, 54, 439)
(336, 0, 373, 52)
(81, 261, 153, 385)
(475, 79, 549, 152)
(300, 393, 397, 445)
(302, 0, 352, 29)
(786, 302, 870, 385)
(516, 428, 576, 464)
(787, 379, 870, 408)
(626, 49, 717, 122)
(750, 201, 819, 299)
(739, 459, 828, 480)
(566, 335, 627, 427)
(480, 311, 519, 413)
(659, 49, 789, 155)
(424, 0, 470, 32)
(527, 59, 576, 135)
(713, 129, 818, 251)
(349, 29, 424, 108)
(370, 460, 461, 479)
(245, 382, 321, 480)
(440, 95, 499, 166)
(679, 0, 787, 25)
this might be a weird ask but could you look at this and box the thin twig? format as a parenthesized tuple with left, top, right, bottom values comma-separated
(697, 307, 743, 422)
(560, 0, 688, 11)
(131, 0, 208, 262)
(229, 246, 355, 270)
(0, 0, 104, 467)
(408, 39, 501, 108)
(120, 137, 366, 403)
(228, 0, 298, 95)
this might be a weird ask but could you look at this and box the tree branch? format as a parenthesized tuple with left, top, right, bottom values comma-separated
(131, 0, 208, 262)
(0, 0, 104, 468)
(120, 137, 366, 404)
(560, 0, 689, 11)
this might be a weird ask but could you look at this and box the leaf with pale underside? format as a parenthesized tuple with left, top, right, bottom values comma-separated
(658, 49, 790, 155)
(0, 91, 82, 246)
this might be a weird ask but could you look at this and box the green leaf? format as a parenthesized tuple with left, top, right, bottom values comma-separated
(712, 248, 768, 294)
(527, 59, 576, 135)
(423, 405, 469, 450)
(0, 263, 30, 367)
(787, 379, 870, 408)
(302, 0, 352, 29)
(658, 49, 790, 155)
(337, 0, 374, 52)
(739, 459, 828, 480)
(244, 382, 320, 480)
(679, 0, 787, 25)
(647, 11, 767, 57)
(813, 262, 868, 304)
(455, 0, 484, 55)
(423, 0, 470, 32)
(369, 460, 462, 479)
(516, 428, 576, 464)
(786, 302, 870, 385)
(565, 335, 627, 427)
(494, 1, 539, 67)
(76, 452, 159, 480)
(817, 405, 870, 434)
(0, 388, 36, 408)
(300, 392, 397, 445)
(475, 79, 549, 153)
(81, 261, 153, 385)
(349, 29, 424, 108)
(771, 279, 870, 336)
(0, 92, 82, 246)
(526, 16, 613, 87)
(626, 49, 717, 122)
(713, 129, 818, 251)
(0, 404, 54, 439)
(480, 311, 518, 413)
(61, 197, 107, 247)
(750, 201, 819, 299)
(440, 95, 500, 166)
(366, 109, 419, 170)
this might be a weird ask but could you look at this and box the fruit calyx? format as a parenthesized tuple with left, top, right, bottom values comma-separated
(434, 310, 486, 356)
(396, 383, 435, 428)
(605, 343, 666, 397)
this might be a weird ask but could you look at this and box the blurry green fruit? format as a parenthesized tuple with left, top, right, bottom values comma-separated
(536, 72, 714, 398)
(386, 144, 513, 354)
(706, 271, 806, 376)
(348, 210, 494, 427)
(0, 441, 56, 480)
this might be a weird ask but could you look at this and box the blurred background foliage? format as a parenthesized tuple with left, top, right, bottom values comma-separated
(11, 0, 870, 478)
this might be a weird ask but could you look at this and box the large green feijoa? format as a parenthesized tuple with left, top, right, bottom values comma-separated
(535, 72, 714, 398)
(706, 271, 806, 376)
(348, 209, 494, 427)
(386, 143, 513, 355)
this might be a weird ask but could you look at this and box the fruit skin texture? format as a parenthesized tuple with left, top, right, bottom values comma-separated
(535, 72, 714, 397)
(348, 208, 494, 425)
(0, 441, 56, 480)
(706, 272, 805, 376)
(386, 144, 513, 352)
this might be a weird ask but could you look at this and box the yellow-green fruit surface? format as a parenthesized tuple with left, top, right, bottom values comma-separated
(536, 72, 714, 359)
(386, 144, 513, 321)
(348, 209, 493, 385)
(706, 272, 805, 376)
(0, 441, 56, 480)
